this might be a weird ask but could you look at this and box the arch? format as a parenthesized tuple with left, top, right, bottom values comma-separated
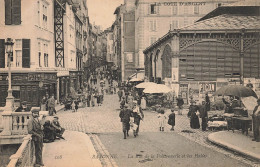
(180, 40, 240, 52)
(161, 44, 172, 80)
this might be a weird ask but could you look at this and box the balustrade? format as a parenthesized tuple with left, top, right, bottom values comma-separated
(11, 112, 32, 135)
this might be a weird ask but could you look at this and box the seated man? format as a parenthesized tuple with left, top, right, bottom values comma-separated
(43, 120, 55, 143)
(51, 116, 65, 140)
(15, 101, 30, 112)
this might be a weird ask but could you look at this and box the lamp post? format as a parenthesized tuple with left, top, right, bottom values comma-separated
(4, 38, 14, 111)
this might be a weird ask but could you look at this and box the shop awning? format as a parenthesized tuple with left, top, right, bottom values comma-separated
(129, 72, 145, 82)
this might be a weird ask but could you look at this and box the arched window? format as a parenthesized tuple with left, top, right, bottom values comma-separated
(162, 45, 172, 79)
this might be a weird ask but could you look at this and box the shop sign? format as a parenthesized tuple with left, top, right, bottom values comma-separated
(28, 73, 56, 82)
(199, 82, 216, 94)
(155, 2, 206, 6)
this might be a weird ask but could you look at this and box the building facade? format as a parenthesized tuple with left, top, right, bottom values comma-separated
(135, 0, 240, 70)
(143, 3, 260, 103)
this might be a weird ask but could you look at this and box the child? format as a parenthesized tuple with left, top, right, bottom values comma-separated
(71, 100, 75, 112)
(158, 110, 167, 131)
(168, 109, 176, 131)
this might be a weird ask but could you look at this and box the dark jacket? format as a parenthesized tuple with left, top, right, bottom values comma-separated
(177, 98, 184, 107)
(119, 108, 132, 123)
(15, 106, 30, 112)
(168, 113, 175, 126)
(28, 118, 43, 141)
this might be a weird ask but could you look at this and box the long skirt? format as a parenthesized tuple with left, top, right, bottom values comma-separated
(122, 122, 130, 132)
(190, 115, 200, 129)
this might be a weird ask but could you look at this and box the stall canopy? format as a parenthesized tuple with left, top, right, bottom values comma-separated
(241, 96, 257, 116)
(213, 85, 258, 98)
(135, 82, 157, 89)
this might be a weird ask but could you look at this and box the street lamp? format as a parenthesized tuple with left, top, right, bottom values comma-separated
(4, 38, 14, 111)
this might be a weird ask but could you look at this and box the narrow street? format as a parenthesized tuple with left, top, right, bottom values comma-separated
(55, 93, 258, 167)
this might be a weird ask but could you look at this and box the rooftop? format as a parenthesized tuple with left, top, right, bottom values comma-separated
(183, 14, 260, 30)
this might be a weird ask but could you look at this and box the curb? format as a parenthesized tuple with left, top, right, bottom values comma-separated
(208, 132, 260, 162)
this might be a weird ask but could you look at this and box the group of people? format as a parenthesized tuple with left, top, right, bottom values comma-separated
(119, 102, 144, 139)
(187, 93, 210, 131)
(27, 110, 65, 167)
(40, 94, 56, 116)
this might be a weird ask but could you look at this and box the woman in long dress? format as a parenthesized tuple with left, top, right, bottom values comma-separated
(141, 96, 146, 110)
(188, 100, 200, 129)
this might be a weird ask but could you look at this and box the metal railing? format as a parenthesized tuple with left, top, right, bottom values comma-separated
(7, 135, 35, 167)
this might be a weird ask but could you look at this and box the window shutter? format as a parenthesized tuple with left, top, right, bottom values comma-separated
(5, 0, 12, 25)
(0, 39, 5, 68)
(12, 0, 21, 25)
(22, 39, 30, 68)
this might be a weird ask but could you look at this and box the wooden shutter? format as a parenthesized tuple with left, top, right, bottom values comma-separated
(22, 39, 30, 68)
(5, 0, 12, 25)
(12, 0, 21, 25)
(0, 39, 5, 68)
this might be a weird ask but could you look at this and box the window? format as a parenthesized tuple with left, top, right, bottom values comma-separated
(38, 42, 41, 67)
(37, 1, 40, 26)
(194, 6, 199, 14)
(126, 53, 133, 63)
(42, 3, 48, 29)
(184, 6, 188, 14)
(171, 20, 178, 29)
(15, 39, 22, 67)
(149, 20, 157, 31)
(172, 6, 178, 15)
(44, 44, 48, 67)
(22, 39, 30, 68)
(150, 4, 156, 14)
(5, 0, 21, 25)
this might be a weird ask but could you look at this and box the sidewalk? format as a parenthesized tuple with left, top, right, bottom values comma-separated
(43, 130, 102, 167)
(208, 131, 260, 161)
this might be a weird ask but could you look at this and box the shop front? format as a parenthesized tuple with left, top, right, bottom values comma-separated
(69, 71, 83, 93)
(0, 72, 57, 108)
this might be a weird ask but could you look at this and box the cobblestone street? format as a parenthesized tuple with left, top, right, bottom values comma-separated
(55, 93, 259, 167)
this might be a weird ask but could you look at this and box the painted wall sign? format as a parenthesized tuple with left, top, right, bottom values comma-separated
(155, 2, 206, 6)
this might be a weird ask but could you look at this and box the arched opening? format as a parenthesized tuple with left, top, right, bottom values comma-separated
(154, 49, 160, 82)
(162, 44, 172, 80)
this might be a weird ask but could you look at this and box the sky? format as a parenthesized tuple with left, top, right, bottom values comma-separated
(87, 0, 124, 30)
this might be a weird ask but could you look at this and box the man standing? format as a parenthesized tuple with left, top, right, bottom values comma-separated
(252, 99, 260, 142)
(133, 102, 144, 137)
(119, 104, 132, 139)
(176, 95, 184, 115)
(118, 89, 123, 102)
(205, 92, 210, 112)
(27, 109, 44, 167)
(47, 95, 55, 116)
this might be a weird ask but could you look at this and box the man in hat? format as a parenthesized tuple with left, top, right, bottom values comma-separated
(119, 104, 132, 139)
(252, 99, 260, 142)
(51, 116, 65, 140)
(205, 92, 210, 112)
(15, 101, 30, 112)
(47, 95, 56, 116)
(27, 109, 44, 167)
(176, 95, 184, 115)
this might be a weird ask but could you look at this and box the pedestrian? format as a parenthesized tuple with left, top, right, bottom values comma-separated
(87, 92, 91, 107)
(158, 109, 167, 131)
(205, 92, 210, 112)
(118, 89, 123, 102)
(120, 96, 126, 109)
(128, 93, 134, 109)
(119, 104, 132, 139)
(91, 92, 95, 107)
(252, 98, 260, 142)
(27, 109, 44, 167)
(15, 101, 30, 112)
(97, 93, 101, 106)
(176, 95, 184, 115)
(71, 100, 76, 112)
(141, 96, 147, 110)
(75, 100, 79, 112)
(47, 95, 56, 116)
(41, 96, 47, 111)
(51, 116, 65, 140)
(168, 109, 175, 131)
(43, 120, 55, 143)
(222, 95, 233, 113)
(132, 102, 144, 137)
(200, 101, 208, 131)
(188, 100, 200, 129)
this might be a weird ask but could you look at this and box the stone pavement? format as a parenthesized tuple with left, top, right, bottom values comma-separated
(208, 131, 260, 162)
(54, 93, 259, 166)
(43, 131, 102, 167)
